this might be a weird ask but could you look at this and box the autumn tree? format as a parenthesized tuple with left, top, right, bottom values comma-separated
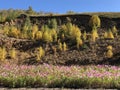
(89, 15, 101, 28)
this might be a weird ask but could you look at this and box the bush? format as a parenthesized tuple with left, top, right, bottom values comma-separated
(36, 46, 45, 61)
(9, 48, 16, 59)
(0, 47, 6, 61)
(89, 15, 101, 28)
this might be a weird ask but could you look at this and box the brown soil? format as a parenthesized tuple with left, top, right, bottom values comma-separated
(0, 29, 120, 65)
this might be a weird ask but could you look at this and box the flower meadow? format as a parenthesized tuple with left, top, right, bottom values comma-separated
(0, 63, 120, 88)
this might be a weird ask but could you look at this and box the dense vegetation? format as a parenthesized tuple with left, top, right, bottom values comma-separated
(0, 8, 120, 88)
(0, 63, 120, 88)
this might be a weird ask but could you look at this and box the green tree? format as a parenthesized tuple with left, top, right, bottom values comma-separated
(26, 6, 35, 15)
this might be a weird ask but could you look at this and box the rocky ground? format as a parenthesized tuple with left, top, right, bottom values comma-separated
(0, 29, 120, 65)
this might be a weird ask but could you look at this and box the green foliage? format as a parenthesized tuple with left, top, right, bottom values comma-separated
(22, 16, 32, 38)
(26, 6, 35, 15)
(0, 12, 6, 22)
(89, 15, 101, 28)
(48, 19, 57, 29)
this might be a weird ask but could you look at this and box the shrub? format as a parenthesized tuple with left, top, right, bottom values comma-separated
(36, 46, 45, 61)
(107, 45, 113, 50)
(91, 27, 99, 42)
(106, 45, 113, 58)
(58, 42, 62, 51)
(106, 29, 114, 39)
(7, 26, 20, 38)
(112, 26, 117, 36)
(9, 48, 16, 59)
(0, 47, 6, 61)
(35, 31, 43, 40)
(30, 24, 39, 39)
(48, 19, 57, 29)
(3, 25, 10, 35)
(63, 42, 67, 51)
(89, 15, 101, 28)
(50, 29, 57, 42)
(60, 23, 81, 41)
(106, 50, 113, 58)
(42, 31, 53, 43)
(76, 37, 83, 49)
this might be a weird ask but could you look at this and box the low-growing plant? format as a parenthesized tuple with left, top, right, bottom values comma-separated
(106, 49, 113, 58)
(105, 29, 114, 39)
(76, 37, 83, 49)
(106, 45, 113, 58)
(36, 46, 45, 61)
(112, 26, 118, 37)
(0, 47, 7, 61)
(58, 42, 62, 51)
(35, 31, 43, 40)
(63, 42, 67, 51)
(8, 26, 20, 38)
(91, 27, 99, 42)
(9, 48, 16, 59)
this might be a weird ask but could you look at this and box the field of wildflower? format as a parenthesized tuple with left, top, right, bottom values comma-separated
(0, 63, 119, 89)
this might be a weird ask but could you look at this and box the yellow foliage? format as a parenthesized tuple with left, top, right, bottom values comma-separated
(42, 31, 53, 43)
(63, 42, 67, 51)
(8, 26, 20, 38)
(36, 46, 45, 61)
(50, 29, 57, 42)
(60, 23, 81, 41)
(106, 50, 113, 58)
(32, 24, 39, 33)
(107, 45, 113, 50)
(82, 31, 87, 41)
(35, 31, 42, 40)
(89, 15, 101, 28)
(112, 26, 118, 36)
(0, 47, 6, 61)
(9, 48, 16, 59)
(76, 37, 83, 49)
(58, 42, 62, 51)
(3, 25, 9, 35)
(104, 31, 108, 38)
(91, 27, 99, 42)
(107, 30, 114, 39)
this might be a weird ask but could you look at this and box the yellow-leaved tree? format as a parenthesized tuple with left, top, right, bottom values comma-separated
(89, 15, 101, 28)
